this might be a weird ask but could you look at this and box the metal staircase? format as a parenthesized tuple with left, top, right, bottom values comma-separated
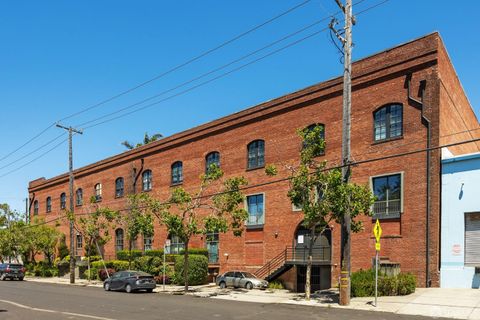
(254, 246, 331, 281)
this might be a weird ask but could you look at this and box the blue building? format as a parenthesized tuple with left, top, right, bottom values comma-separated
(441, 152, 480, 288)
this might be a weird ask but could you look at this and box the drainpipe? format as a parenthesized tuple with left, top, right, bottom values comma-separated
(132, 159, 144, 194)
(407, 74, 431, 287)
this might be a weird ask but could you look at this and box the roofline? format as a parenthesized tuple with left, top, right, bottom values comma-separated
(29, 32, 441, 192)
(442, 152, 480, 164)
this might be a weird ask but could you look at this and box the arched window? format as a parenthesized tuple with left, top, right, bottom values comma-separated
(94, 183, 102, 202)
(247, 140, 265, 169)
(303, 123, 326, 156)
(142, 170, 152, 191)
(76, 188, 83, 206)
(171, 161, 183, 185)
(205, 151, 220, 173)
(374, 103, 403, 141)
(115, 229, 124, 252)
(115, 177, 124, 198)
(46, 197, 52, 213)
(33, 200, 39, 215)
(60, 193, 67, 210)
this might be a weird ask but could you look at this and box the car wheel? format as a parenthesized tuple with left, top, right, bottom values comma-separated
(0, 274, 6, 281)
(18, 277, 24, 281)
(146, 289, 153, 293)
(104, 282, 110, 291)
(245, 282, 253, 290)
(125, 284, 132, 293)
(219, 281, 226, 289)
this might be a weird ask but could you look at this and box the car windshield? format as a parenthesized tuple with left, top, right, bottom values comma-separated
(242, 272, 257, 278)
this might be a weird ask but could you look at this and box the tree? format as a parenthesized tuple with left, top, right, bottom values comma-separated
(0, 204, 25, 262)
(120, 193, 156, 268)
(67, 199, 120, 279)
(121, 132, 163, 150)
(267, 125, 374, 300)
(156, 164, 248, 292)
(34, 223, 62, 265)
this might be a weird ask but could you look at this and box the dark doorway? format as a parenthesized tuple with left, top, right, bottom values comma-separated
(297, 265, 331, 293)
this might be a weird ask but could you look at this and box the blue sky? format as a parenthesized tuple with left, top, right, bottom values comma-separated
(0, 0, 479, 213)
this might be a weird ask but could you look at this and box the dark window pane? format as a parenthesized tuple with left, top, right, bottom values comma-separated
(374, 104, 402, 141)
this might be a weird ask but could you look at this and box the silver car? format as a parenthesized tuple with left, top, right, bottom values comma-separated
(216, 271, 268, 290)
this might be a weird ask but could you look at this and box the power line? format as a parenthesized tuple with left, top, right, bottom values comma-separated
(24, 135, 480, 230)
(0, 0, 312, 164)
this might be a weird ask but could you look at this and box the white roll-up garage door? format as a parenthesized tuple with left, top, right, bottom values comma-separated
(465, 213, 480, 266)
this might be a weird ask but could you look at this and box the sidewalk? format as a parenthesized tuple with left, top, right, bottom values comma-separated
(26, 277, 480, 319)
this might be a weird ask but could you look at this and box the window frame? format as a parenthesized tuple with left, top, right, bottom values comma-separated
(94, 183, 102, 202)
(76, 188, 83, 206)
(115, 177, 124, 198)
(33, 200, 39, 215)
(166, 235, 185, 254)
(115, 228, 124, 252)
(171, 161, 183, 185)
(244, 193, 265, 229)
(76, 234, 83, 250)
(246, 140, 265, 170)
(370, 172, 404, 220)
(143, 235, 153, 252)
(142, 170, 153, 192)
(46, 197, 52, 213)
(205, 151, 221, 173)
(60, 192, 67, 210)
(373, 103, 403, 142)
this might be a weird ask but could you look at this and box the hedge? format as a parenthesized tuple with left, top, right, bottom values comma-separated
(91, 260, 129, 271)
(116, 249, 143, 261)
(174, 254, 208, 286)
(133, 256, 163, 275)
(179, 248, 209, 257)
(145, 250, 164, 257)
(351, 269, 416, 297)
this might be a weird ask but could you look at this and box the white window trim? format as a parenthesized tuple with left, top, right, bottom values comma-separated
(244, 192, 266, 227)
(292, 203, 302, 212)
(369, 171, 404, 217)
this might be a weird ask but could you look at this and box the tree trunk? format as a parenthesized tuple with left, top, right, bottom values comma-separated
(184, 239, 189, 292)
(305, 226, 315, 301)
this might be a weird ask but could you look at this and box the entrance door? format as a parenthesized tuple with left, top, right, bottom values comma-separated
(294, 225, 331, 262)
(206, 233, 219, 264)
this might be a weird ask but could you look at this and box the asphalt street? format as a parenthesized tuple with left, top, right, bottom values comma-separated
(0, 280, 451, 320)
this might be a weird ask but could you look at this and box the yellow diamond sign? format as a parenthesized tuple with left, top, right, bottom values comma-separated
(373, 219, 382, 242)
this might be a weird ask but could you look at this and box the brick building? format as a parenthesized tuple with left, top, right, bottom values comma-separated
(28, 33, 480, 291)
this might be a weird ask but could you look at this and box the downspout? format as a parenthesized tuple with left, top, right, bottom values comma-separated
(132, 158, 144, 194)
(407, 74, 431, 287)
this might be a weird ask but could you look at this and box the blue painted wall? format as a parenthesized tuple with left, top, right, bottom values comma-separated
(441, 153, 480, 288)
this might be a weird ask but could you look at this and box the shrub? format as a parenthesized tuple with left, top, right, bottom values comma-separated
(56, 260, 70, 277)
(87, 255, 102, 262)
(154, 274, 171, 285)
(116, 249, 143, 261)
(133, 256, 163, 275)
(57, 235, 69, 260)
(351, 269, 416, 297)
(174, 254, 208, 286)
(268, 280, 285, 290)
(180, 248, 209, 257)
(91, 260, 129, 272)
(83, 268, 98, 280)
(33, 263, 58, 277)
(145, 250, 164, 258)
(98, 268, 116, 281)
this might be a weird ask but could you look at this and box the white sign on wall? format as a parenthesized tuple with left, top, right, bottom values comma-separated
(297, 235, 304, 244)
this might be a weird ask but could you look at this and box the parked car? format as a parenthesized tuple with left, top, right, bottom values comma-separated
(0, 263, 25, 281)
(216, 271, 268, 290)
(103, 270, 156, 293)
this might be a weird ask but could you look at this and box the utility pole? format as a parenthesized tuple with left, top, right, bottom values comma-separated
(330, 0, 354, 306)
(56, 123, 83, 284)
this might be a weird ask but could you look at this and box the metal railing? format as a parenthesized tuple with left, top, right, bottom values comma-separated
(373, 199, 401, 219)
(254, 245, 331, 280)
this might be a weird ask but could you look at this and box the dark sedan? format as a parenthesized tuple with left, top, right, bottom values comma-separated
(103, 271, 156, 293)
(0, 263, 25, 281)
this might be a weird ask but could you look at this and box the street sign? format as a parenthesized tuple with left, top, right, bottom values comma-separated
(165, 239, 171, 247)
(373, 219, 382, 242)
(375, 242, 381, 251)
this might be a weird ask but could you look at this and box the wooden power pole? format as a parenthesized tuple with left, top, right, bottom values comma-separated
(330, 0, 354, 306)
(56, 123, 83, 284)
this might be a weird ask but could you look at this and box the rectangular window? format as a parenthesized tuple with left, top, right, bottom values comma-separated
(371, 173, 402, 219)
(246, 194, 264, 226)
(76, 234, 83, 250)
(143, 236, 153, 252)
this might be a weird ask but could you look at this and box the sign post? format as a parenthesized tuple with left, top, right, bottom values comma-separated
(163, 239, 171, 292)
(373, 219, 382, 307)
